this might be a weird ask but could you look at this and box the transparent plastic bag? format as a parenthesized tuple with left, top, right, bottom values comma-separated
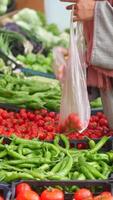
(60, 12, 91, 132)
(52, 47, 68, 85)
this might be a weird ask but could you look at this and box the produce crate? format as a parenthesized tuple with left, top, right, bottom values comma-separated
(91, 108, 103, 115)
(11, 179, 113, 200)
(0, 183, 11, 200)
(20, 67, 56, 79)
(0, 49, 56, 80)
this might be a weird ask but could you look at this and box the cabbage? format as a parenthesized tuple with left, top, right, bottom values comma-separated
(0, 0, 9, 15)
(13, 8, 42, 31)
(35, 27, 60, 48)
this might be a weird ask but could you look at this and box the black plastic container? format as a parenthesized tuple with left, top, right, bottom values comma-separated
(0, 183, 11, 200)
(11, 179, 113, 200)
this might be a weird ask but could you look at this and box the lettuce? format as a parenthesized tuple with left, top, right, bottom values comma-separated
(13, 8, 42, 31)
(0, 0, 9, 15)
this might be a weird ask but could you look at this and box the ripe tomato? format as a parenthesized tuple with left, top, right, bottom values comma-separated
(94, 195, 113, 200)
(0, 196, 4, 200)
(74, 188, 93, 200)
(16, 183, 31, 195)
(101, 192, 112, 197)
(16, 190, 40, 200)
(40, 188, 64, 200)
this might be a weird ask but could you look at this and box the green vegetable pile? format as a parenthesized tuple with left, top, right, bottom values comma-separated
(0, 135, 112, 183)
(0, 74, 61, 111)
(90, 98, 102, 109)
(0, 0, 9, 15)
(12, 8, 69, 49)
(17, 53, 54, 74)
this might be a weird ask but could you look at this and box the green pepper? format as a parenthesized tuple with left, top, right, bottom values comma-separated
(90, 136, 109, 153)
(80, 166, 95, 180)
(84, 164, 106, 179)
(60, 134, 70, 150)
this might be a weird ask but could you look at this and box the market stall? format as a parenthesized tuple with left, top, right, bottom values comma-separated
(0, 1, 112, 200)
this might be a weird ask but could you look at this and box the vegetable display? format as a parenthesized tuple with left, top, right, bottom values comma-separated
(15, 183, 113, 200)
(0, 74, 61, 111)
(17, 53, 54, 74)
(0, 135, 112, 183)
(40, 188, 64, 200)
(74, 189, 113, 200)
(0, 108, 58, 140)
(0, 106, 112, 141)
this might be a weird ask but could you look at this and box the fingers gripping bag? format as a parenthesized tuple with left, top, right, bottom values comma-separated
(52, 46, 68, 84)
(59, 11, 91, 133)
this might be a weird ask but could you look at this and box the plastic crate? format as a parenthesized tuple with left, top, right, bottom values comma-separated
(0, 183, 11, 200)
(11, 179, 113, 200)
(20, 67, 56, 79)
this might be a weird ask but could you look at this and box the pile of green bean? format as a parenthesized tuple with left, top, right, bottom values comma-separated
(0, 135, 112, 183)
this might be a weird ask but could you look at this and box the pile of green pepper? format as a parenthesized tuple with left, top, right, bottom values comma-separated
(0, 135, 112, 183)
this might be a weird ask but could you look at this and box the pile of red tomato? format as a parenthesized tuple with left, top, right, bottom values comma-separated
(0, 108, 112, 141)
(67, 112, 113, 140)
(15, 183, 113, 200)
(0, 108, 59, 140)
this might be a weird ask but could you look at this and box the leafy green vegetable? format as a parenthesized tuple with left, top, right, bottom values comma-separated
(0, 0, 9, 15)
(17, 53, 54, 74)
(46, 23, 60, 36)
(13, 8, 42, 31)
(12, 8, 69, 49)
(37, 11, 47, 26)
(90, 98, 102, 108)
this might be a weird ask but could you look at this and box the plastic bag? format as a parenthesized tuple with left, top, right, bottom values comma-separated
(52, 47, 68, 85)
(60, 12, 91, 132)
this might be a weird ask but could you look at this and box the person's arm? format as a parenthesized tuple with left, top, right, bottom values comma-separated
(91, 1, 113, 69)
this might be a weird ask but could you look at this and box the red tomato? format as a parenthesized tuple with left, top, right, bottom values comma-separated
(0, 196, 4, 200)
(74, 189, 93, 200)
(16, 183, 31, 195)
(16, 190, 40, 200)
(94, 195, 113, 200)
(41, 188, 64, 200)
(101, 192, 112, 197)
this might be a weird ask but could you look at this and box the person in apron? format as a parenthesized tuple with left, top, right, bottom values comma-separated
(60, 0, 113, 128)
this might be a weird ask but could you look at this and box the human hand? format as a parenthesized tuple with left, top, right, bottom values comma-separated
(60, 0, 96, 21)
